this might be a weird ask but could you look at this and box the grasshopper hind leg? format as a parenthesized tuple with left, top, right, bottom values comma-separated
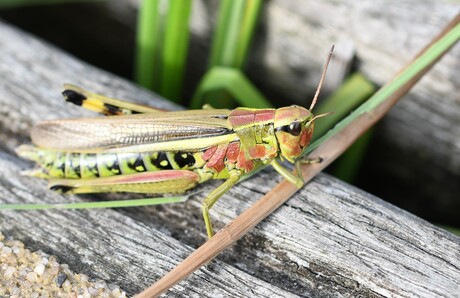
(62, 84, 165, 115)
(47, 170, 201, 195)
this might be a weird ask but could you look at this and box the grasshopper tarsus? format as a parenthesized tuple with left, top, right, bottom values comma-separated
(300, 157, 323, 164)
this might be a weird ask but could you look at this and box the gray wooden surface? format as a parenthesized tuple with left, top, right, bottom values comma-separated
(1, 18, 460, 298)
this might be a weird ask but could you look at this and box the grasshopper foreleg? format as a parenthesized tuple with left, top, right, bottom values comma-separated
(296, 156, 324, 184)
(293, 157, 323, 183)
(271, 157, 323, 189)
(270, 159, 304, 188)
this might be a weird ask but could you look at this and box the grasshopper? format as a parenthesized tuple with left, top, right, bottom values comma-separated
(16, 49, 333, 239)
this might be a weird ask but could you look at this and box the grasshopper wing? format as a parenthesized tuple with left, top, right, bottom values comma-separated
(31, 109, 237, 153)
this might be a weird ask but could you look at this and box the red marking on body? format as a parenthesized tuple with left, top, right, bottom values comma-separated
(202, 146, 217, 161)
(221, 141, 254, 173)
(300, 128, 313, 148)
(236, 149, 254, 172)
(248, 144, 267, 159)
(229, 108, 275, 128)
(112, 170, 200, 183)
(254, 109, 276, 123)
(205, 144, 228, 173)
(229, 109, 255, 127)
(226, 142, 240, 163)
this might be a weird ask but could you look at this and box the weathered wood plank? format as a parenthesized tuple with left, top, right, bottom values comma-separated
(1, 16, 460, 298)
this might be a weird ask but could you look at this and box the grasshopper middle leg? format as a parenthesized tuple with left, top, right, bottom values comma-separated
(201, 170, 242, 239)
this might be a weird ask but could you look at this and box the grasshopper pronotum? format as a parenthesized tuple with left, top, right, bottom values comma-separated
(16, 48, 333, 239)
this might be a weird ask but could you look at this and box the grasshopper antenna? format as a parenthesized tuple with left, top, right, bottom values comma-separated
(309, 45, 335, 111)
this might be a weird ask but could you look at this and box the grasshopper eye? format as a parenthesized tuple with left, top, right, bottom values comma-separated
(288, 121, 302, 136)
(276, 121, 302, 136)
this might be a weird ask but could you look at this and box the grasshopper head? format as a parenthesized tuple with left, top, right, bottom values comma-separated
(274, 45, 334, 163)
(274, 105, 315, 163)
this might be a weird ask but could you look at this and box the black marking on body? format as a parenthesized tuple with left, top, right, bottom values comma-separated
(174, 152, 196, 168)
(104, 103, 142, 115)
(127, 154, 146, 172)
(50, 185, 74, 193)
(62, 90, 86, 106)
(86, 154, 100, 177)
(74, 165, 81, 177)
(152, 152, 173, 169)
(104, 103, 122, 115)
(55, 157, 65, 174)
(213, 115, 229, 120)
(106, 155, 121, 174)
(68, 153, 81, 178)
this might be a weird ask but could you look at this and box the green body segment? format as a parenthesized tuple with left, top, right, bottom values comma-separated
(19, 146, 219, 181)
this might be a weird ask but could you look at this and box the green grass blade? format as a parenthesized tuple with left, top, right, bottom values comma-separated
(200, 0, 263, 108)
(235, 0, 262, 68)
(219, 0, 245, 67)
(135, 0, 162, 90)
(209, 0, 240, 67)
(0, 196, 189, 210)
(190, 67, 271, 108)
(209, 0, 261, 68)
(135, 0, 191, 102)
(161, 0, 192, 102)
